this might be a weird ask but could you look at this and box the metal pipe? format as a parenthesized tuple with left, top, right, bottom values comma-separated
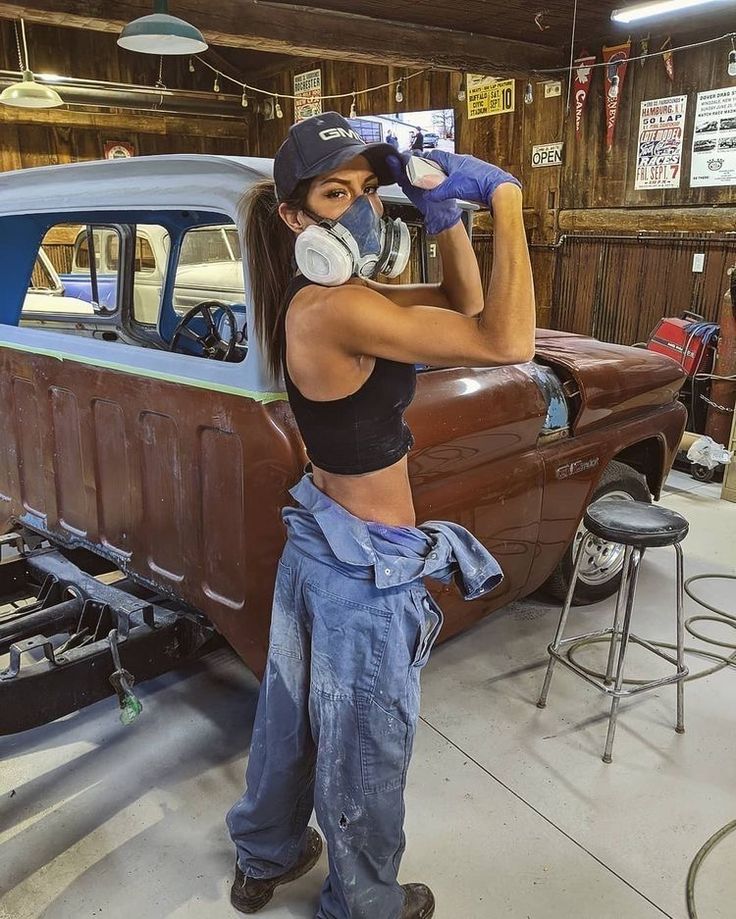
(0, 71, 248, 119)
(0, 597, 82, 646)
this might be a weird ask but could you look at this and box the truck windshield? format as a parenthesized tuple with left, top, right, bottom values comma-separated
(179, 227, 240, 266)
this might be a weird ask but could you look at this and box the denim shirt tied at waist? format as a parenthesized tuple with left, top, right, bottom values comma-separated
(284, 474, 503, 601)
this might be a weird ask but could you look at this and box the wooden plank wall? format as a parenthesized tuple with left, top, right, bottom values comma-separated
(2, 20, 735, 335)
(247, 40, 736, 331)
(0, 21, 250, 170)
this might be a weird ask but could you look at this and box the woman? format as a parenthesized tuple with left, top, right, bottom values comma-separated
(226, 112, 535, 919)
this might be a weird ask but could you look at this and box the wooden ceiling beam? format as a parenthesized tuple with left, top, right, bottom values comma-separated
(0, 1, 564, 75)
(0, 103, 249, 136)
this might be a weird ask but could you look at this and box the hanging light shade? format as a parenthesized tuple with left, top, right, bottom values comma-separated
(0, 69, 63, 108)
(118, 0, 208, 55)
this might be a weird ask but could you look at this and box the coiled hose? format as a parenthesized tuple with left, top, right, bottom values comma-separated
(562, 572, 736, 919)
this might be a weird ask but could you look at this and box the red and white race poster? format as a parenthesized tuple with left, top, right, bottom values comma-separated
(603, 41, 631, 152)
(635, 95, 687, 190)
(573, 52, 596, 138)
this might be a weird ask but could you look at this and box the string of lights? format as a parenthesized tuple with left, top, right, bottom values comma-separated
(533, 29, 736, 75)
(189, 28, 736, 114)
(193, 55, 427, 108)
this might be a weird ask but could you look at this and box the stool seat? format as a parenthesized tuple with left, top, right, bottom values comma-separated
(584, 500, 689, 548)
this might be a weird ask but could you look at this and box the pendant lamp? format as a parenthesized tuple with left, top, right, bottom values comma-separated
(118, 0, 208, 55)
(0, 20, 64, 108)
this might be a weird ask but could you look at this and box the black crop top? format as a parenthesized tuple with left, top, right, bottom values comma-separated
(282, 274, 416, 475)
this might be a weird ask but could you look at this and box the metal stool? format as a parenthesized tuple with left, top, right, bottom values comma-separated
(537, 500, 690, 763)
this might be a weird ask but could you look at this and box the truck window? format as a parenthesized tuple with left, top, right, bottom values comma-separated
(21, 223, 120, 319)
(75, 233, 101, 271)
(107, 233, 156, 273)
(130, 225, 169, 327)
(179, 226, 239, 266)
(171, 225, 246, 318)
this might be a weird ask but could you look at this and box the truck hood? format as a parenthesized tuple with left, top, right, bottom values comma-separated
(174, 260, 245, 295)
(534, 329, 686, 434)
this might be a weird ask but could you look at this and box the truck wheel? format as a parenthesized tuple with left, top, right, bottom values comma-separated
(542, 460, 651, 605)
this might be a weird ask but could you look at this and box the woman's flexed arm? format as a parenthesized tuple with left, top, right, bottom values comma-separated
(479, 183, 535, 361)
(302, 152, 535, 369)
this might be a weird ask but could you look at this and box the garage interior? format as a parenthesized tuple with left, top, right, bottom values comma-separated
(1, 1, 736, 918)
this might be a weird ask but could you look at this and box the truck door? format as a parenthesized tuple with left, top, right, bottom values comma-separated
(407, 364, 547, 639)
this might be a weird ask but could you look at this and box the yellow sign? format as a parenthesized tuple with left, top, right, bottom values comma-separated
(466, 75, 515, 120)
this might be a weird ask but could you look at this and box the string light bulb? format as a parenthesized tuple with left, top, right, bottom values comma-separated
(457, 75, 466, 103)
(395, 79, 403, 103)
(349, 92, 357, 118)
(188, 57, 195, 73)
(241, 90, 248, 108)
(274, 97, 283, 118)
(524, 82, 534, 104)
(213, 73, 220, 93)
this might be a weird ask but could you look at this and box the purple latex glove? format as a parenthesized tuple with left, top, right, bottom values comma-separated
(387, 153, 462, 236)
(421, 150, 522, 207)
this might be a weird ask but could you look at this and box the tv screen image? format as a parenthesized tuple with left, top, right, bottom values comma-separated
(348, 109, 455, 156)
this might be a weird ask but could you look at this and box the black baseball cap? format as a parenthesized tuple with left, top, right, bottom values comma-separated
(273, 111, 397, 201)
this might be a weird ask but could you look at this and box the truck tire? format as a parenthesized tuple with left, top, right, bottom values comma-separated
(541, 460, 652, 605)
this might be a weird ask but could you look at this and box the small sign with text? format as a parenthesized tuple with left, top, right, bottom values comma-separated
(532, 143, 564, 167)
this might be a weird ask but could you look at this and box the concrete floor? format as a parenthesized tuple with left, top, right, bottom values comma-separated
(1, 471, 735, 919)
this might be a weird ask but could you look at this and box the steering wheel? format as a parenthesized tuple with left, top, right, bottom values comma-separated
(170, 300, 238, 361)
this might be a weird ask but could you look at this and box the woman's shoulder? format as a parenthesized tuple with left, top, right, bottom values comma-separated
(288, 279, 387, 336)
(291, 277, 370, 306)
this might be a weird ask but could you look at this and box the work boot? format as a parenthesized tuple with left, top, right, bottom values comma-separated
(230, 827, 323, 914)
(400, 883, 436, 918)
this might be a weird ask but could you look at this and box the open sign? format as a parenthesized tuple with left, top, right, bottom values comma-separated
(532, 143, 564, 167)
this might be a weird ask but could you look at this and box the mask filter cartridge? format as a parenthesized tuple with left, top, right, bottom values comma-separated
(294, 195, 411, 286)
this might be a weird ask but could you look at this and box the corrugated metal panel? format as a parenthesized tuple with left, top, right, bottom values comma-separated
(553, 234, 736, 345)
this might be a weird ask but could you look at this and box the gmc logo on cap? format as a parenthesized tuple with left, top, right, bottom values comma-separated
(319, 128, 362, 142)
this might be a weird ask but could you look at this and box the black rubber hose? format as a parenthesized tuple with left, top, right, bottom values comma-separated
(686, 819, 736, 919)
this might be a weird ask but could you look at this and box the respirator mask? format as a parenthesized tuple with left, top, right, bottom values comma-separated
(294, 194, 411, 287)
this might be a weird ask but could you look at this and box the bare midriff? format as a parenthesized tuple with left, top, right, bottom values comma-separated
(312, 454, 417, 527)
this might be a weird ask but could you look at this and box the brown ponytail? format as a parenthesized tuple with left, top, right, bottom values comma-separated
(239, 178, 309, 382)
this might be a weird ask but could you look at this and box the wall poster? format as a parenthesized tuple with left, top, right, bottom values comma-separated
(294, 69, 322, 122)
(691, 86, 736, 188)
(635, 95, 687, 190)
(466, 75, 515, 119)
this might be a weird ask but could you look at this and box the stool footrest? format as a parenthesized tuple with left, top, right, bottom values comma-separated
(548, 631, 688, 699)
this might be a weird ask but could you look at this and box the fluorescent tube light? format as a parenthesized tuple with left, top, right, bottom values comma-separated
(612, 0, 730, 23)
